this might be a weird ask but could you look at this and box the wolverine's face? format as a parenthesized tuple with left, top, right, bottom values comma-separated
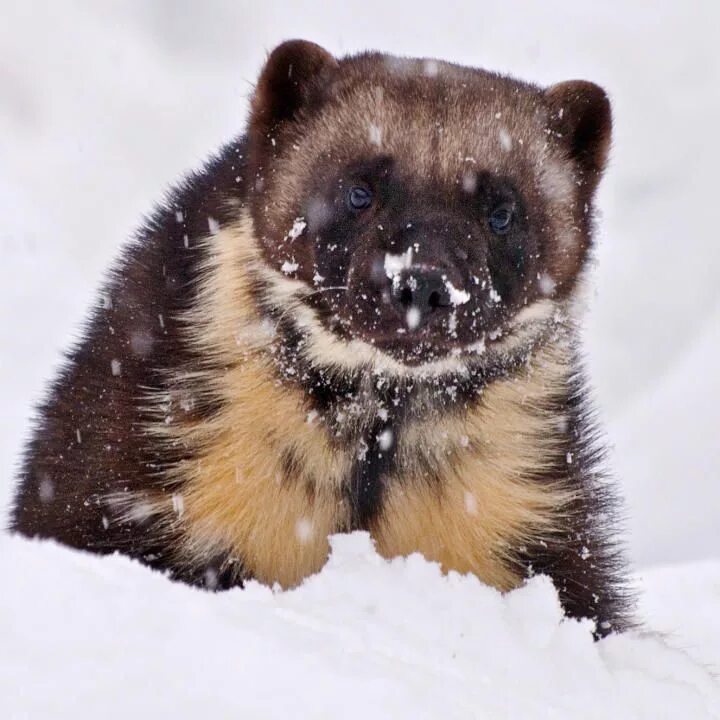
(247, 42, 611, 371)
(273, 154, 544, 366)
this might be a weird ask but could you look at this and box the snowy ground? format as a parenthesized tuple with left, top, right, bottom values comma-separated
(3, 533, 720, 719)
(1, 1, 719, 717)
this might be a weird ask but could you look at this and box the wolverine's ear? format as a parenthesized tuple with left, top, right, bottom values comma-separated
(250, 40, 338, 143)
(545, 80, 612, 192)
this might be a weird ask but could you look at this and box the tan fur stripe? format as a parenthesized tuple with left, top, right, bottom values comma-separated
(178, 353, 350, 587)
(372, 345, 576, 591)
(150, 215, 351, 587)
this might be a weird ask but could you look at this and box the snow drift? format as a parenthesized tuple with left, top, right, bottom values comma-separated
(2, 532, 718, 719)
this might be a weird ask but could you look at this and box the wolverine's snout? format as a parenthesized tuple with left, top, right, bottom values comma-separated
(345, 214, 474, 347)
(391, 266, 453, 329)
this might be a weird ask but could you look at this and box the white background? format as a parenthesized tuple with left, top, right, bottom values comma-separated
(1, 1, 718, 572)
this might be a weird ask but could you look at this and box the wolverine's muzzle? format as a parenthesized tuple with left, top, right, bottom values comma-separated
(390, 266, 453, 329)
(342, 215, 478, 359)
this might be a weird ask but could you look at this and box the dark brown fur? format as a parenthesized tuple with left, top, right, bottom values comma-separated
(10, 41, 631, 637)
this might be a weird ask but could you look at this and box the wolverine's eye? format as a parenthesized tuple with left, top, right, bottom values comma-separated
(488, 204, 513, 234)
(347, 186, 373, 211)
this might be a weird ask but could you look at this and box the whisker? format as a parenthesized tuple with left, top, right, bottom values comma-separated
(268, 285, 348, 326)
(301, 285, 349, 300)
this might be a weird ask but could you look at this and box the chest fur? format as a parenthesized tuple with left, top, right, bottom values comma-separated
(158, 220, 574, 591)
(171, 351, 572, 591)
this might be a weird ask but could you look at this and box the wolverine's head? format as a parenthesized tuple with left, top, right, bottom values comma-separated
(246, 40, 611, 374)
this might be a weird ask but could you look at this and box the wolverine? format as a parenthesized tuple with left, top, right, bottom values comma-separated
(11, 41, 630, 636)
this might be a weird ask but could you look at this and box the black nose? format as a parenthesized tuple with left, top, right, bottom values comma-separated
(391, 268, 451, 327)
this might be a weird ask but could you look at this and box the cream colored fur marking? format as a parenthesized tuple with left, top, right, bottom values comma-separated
(154, 215, 352, 587)
(178, 354, 350, 588)
(256, 265, 564, 379)
(372, 344, 577, 591)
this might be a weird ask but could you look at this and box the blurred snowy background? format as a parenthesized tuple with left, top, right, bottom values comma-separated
(2, 0, 717, 567)
(2, 3, 720, 717)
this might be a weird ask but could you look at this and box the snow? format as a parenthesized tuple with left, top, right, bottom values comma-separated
(368, 122, 383, 147)
(280, 259, 300, 274)
(207, 216, 220, 235)
(461, 169, 478, 193)
(498, 127, 513, 152)
(422, 59, 439, 77)
(1, 2, 719, 716)
(637, 559, 720, 671)
(286, 217, 307, 241)
(295, 518, 314, 543)
(406, 305, 422, 330)
(384, 247, 414, 282)
(444, 278, 471, 306)
(603, 302, 720, 566)
(377, 427, 394, 451)
(2, 532, 719, 720)
(538, 272, 556, 296)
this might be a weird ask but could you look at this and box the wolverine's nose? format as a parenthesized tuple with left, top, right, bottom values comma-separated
(391, 268, 451, 328)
